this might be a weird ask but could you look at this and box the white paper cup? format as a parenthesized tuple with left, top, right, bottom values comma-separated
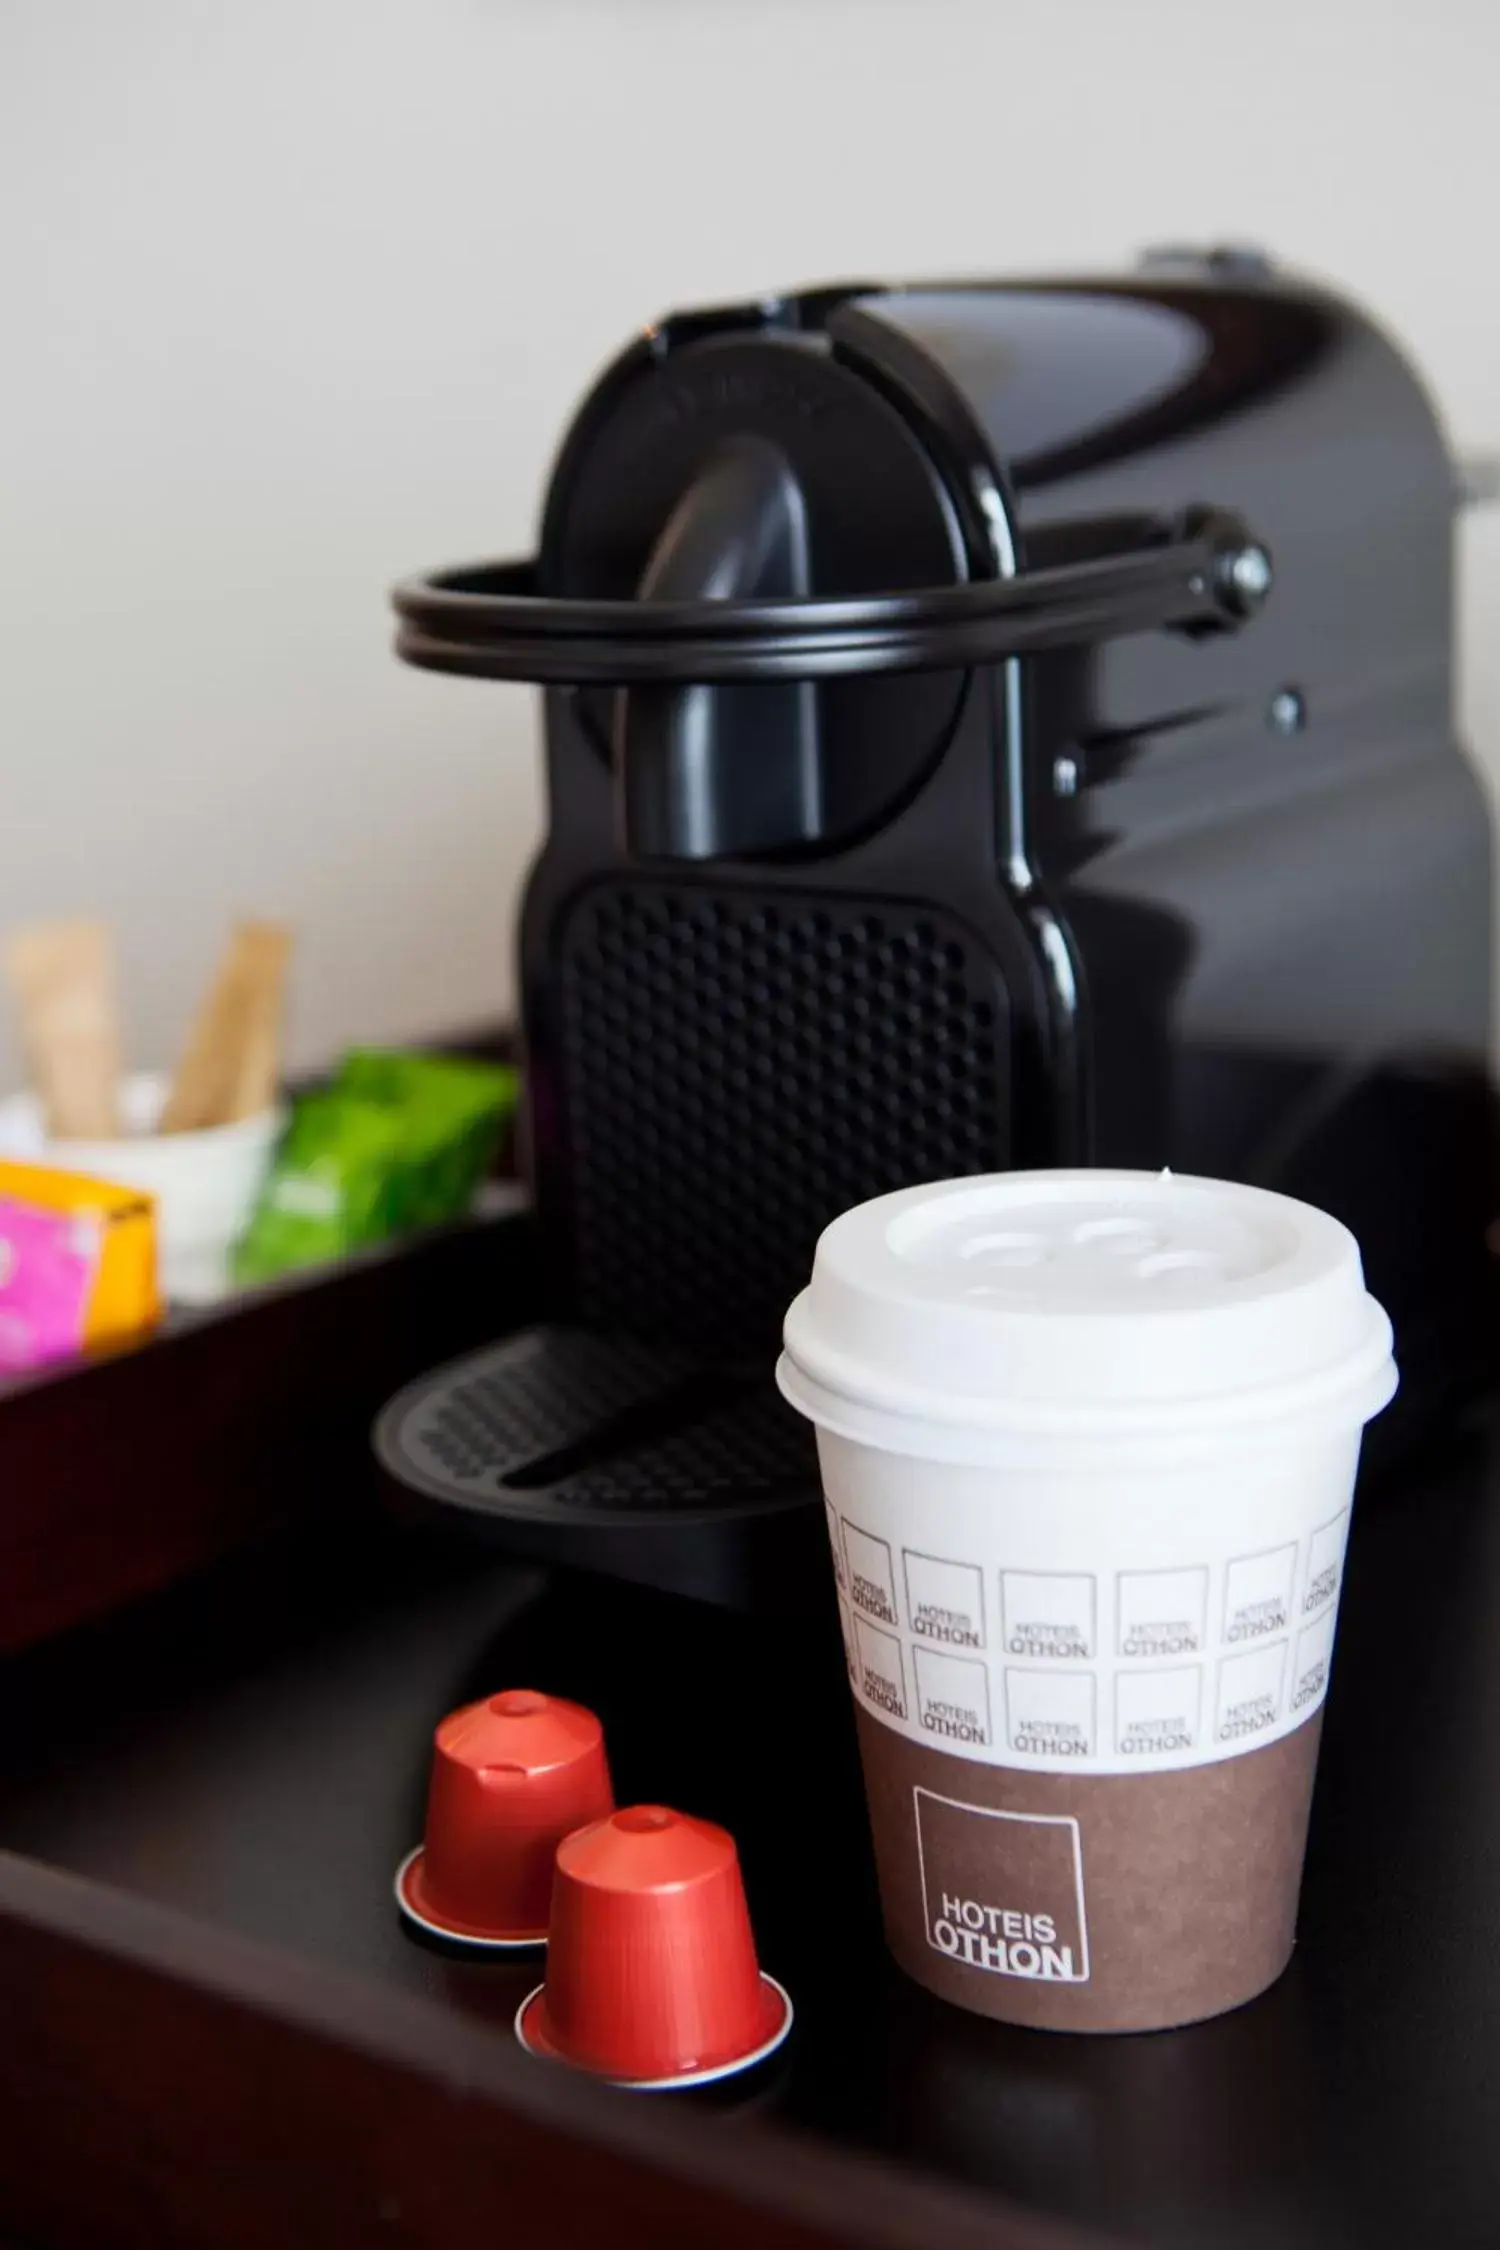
(0, 1072, 282, 1306)
(778, 1170, 1396, 2033)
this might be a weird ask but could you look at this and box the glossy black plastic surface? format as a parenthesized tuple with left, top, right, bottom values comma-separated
(617, 436, 819, 857)
(393, 257, 1494, 1529)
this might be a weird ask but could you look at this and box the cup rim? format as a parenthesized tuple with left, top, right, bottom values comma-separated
(777, 1309, 1397, 1460)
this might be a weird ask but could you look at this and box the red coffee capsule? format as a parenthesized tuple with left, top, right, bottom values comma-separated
(396, 1689, 613, 1948)
(516, 1804, 792, 2088)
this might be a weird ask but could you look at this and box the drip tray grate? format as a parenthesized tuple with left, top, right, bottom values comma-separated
(375, 1325, 817, 1529)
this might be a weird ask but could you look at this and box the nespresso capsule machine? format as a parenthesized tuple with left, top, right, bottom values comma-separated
(377, 252, 1494, 1606)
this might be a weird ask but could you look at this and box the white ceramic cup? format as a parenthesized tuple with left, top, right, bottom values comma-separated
(0, 1072, 282, 1307)
(778, 1169, 1397, 2032)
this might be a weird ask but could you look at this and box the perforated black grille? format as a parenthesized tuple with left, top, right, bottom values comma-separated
(557, 881, 1008, 1352)
(376, 1328, 815, 1525)
(545, 1388, 811, 1514)
(413, 1329, 693, 1486)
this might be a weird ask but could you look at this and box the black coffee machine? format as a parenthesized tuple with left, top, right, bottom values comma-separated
(378, 249, 1494, 1606)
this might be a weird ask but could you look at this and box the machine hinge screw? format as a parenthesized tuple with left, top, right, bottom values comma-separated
(1227, 543, 1274, 610)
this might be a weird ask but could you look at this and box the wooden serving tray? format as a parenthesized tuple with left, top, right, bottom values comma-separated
(0, 1196, 535, 1652)
(0, 1216, 1496, 2250)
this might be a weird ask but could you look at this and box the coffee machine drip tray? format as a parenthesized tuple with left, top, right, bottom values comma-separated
(374, 1325, 816, 1530)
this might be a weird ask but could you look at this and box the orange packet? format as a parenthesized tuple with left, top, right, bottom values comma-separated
(0, 1159, 159, 1367)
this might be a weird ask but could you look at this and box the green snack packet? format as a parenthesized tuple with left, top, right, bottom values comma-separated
(334, 1050, 519, 1232)
(232, 1090, 409, 1285)
(232, 1051, 519, 1286)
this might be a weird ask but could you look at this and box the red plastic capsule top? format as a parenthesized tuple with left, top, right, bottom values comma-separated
(418, 1690, 613, 1941)
(537, 1804, 779, 2079)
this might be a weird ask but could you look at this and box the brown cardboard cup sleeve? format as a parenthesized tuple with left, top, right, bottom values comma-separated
(855, 1706, 1322, 2034)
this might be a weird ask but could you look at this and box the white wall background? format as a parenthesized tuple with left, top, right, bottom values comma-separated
(3, 0, 1497, 1091)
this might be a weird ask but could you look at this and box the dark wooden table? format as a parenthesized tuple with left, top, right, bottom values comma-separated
(1, 1222, 1497, 2249)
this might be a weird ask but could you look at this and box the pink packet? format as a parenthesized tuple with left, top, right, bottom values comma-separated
(0, 1196, 102, 1371)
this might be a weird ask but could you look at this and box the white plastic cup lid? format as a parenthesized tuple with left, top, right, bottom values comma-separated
(779, 1170, 1397, 1442)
